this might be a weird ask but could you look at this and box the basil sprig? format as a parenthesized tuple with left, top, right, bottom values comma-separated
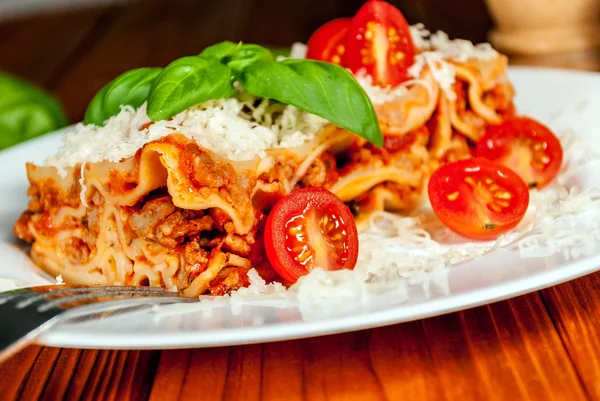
(84, 68, 161, 126)
(199, 41, 238, 61)
(83, 42, 383, 146)
(223, 44, 274, 75)
(146, 56, 235, 122)
(238, 59, 382, 146)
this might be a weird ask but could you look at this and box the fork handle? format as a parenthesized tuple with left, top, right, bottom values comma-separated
(0, 306, 63, 364)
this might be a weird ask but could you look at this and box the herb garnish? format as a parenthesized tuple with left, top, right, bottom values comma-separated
(83, 42, 382, 147)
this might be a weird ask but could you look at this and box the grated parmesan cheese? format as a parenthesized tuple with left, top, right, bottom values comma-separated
(289, 42, 308, 59)
(354, 69, 408, 104)
(219, 130, 600, 316)
(408, 51, 457, 100)
(45, 94, 329, 173)
(0, 278, 20, 292)
(407, 24, 498, 100)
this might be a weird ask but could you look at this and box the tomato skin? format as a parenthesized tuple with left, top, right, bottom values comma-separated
(345, 0, 415, 87)
(264, 188, 359, 284)
(475, 117, 563, 189)
(306, 18, 352, 65)
(428, 158, 530, 241)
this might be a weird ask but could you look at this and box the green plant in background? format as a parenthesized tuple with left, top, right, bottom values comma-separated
(0, 72, 67, 150)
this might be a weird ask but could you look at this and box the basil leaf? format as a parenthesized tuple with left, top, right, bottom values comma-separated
(238, 59, 382, 146)
(199, 41, 239, 61)
(224, 44, 274, 75)
(267, 46, 292, 59)
(147, 56, 235, 121)
(0, 72, 67, 150)
(84, 67, 162, 126)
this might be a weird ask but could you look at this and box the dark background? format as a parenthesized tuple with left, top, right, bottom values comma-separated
(0, 0, 493, 121)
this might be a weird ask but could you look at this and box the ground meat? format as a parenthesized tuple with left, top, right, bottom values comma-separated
(62, 238, 91, 264)
(128, 196, 214, 247)
(13, 211, 34, 242)
(222, 234, 252, 257)
(209, 208, 232, 232)
(129, 197, 176, 236)
(301, 151, 339, 188)
(258, 156, 297, 184)
(180, 144, 233, 189)
(208, 267, 251, 296)
(181, 240, 210, 282)
(155, 213, 213, 247)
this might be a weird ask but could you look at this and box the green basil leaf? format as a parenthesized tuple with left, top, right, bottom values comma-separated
(224, 44, 274, 75)
(237, 59, 383, 146)
(84, 67, 162, 126)
(266, 46, 292, 59)
(199, 41, 239, 61)
(147, 56, 235, 122)
(0, 72, 67, 150)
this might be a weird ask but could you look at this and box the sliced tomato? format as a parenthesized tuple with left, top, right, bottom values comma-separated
(306, 18, 352, 65)
(264, 188, 359, 283)
(428, 158, 530, 241)
(475, 117, 563, 188)
(345, 0, 415, 87)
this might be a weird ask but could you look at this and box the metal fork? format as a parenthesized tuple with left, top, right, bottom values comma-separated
(0, 284, 198, 364)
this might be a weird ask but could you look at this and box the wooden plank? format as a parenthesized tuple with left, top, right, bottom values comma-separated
(179, 347, 230, 400)
(422, 294, 589, 401)
(294, 332, 387, 401)
(148, 350, 190, 401)
(113, 350, 161, 401)
(0, 7, 116, 86)
(541, 272, 600, 400)
(18, 346, 62, 400)
(261, 340, 304, 401)
(369, 322, 446, 400)
(41, 348, 82, 401)
(0, 345, 42, 401)
(47, 0, 253, 121)
(63, 349, 100, 401)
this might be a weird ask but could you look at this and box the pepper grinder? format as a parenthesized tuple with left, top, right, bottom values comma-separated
(485, 0, 600, 70)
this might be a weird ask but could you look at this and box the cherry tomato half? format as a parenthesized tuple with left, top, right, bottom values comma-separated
(475, 117, 563, 188)
(345, 0, 415, 87)
(306, 18, 352, 65)
(428, 158, 530, 241)
(264, 188, 359, 283)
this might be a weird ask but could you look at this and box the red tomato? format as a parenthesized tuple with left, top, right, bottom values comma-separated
(428, 158, 530, 241)
(475, 117, 563, 188)
(264, 188, 359, 283)
(306, 18, 352, 65)
(345, 0, 415, 87)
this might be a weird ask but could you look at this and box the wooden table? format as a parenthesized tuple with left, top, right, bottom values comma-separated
(1, 1, 600, 400)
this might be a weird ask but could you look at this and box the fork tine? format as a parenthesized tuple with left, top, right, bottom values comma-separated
(3, 285, 174, 310)
(37, 290, 183, 313)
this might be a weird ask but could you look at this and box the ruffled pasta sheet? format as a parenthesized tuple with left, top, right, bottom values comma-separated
(447, 55, 515, 142)
(21, 55, 516, 295)
(24, 126, 420, 295)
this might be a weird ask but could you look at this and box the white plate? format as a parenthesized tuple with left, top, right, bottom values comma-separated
(2, 66, 600, 350)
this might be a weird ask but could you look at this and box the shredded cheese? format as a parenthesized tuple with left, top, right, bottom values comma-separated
(354, 69, 408, 104)
(0, 278, 20, 292)
(45, 95, 328, 173)
(407, 24, 498, 100)
(218, 131, 600, 317)
(290, 42, 308, 59)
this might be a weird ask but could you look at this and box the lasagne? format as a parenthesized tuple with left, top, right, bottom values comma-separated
(14, 26, 516, 297)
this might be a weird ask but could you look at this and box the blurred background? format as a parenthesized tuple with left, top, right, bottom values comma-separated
(0, 0, 599, 125)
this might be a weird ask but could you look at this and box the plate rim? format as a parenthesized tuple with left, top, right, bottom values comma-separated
(1, 65, 600, 349)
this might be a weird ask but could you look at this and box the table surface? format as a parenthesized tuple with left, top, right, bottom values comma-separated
(2, 2, 600, 400)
